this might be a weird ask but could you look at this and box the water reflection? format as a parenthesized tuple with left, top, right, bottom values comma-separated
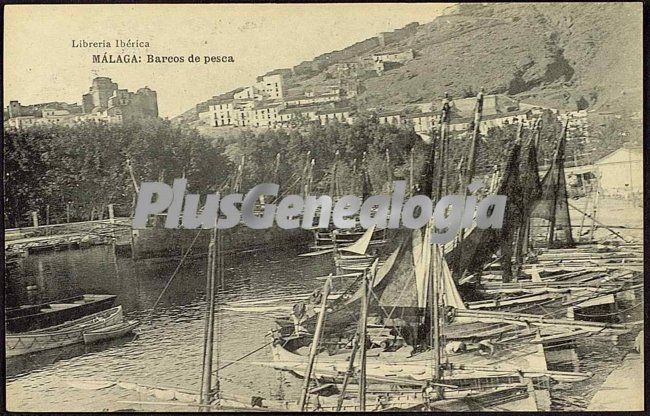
(5, 245, 334, 411)
(4, 245, 643, 412)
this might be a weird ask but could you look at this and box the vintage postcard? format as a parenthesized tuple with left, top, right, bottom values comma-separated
(3, 3, 644, 412)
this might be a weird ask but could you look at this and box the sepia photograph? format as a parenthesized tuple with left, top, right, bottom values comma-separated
(3, 2, 644, 412)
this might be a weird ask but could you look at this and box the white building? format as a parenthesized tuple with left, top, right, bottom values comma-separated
(316, 108, 354, 125)
(285, 92, 341, 107)
(234, 86, 262, 101)
(277, 105, 321, 126)
(255, 74, 285, 100)
(593, 147, 643, 195)
(204, 101, 236, 127)
(377, 111, 403, 125)
(372, 49, 414, 64)
(409, 112, 437, 134)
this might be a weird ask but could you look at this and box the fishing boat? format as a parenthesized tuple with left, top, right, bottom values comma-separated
(6, 294, 117, 333)
(6, 305, 123, 357)
(82, 320, 139, 344)
(130, 214, 312, 260)
(266, 335, 591, 384)
(125, 153, 315, 261)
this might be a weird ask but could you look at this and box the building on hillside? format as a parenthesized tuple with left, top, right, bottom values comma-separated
(316, 107, 354, 125)
(82, 77, 119, 113)
(451, 94, 520, 118)
(234, 86, 263, 101)
(326, 61, 365, 78)
(377, 111, 403, 125)
(277, 105, 322, 127)
(593, 147, 642, 196)
(372, 49, 415, 64)
(203, 100, 236, 127)
(5, 115, 71, 128)
(199, 98, 286, 128)
(249, 101, 285, 127)
(254, 74, 286, 100)
(103, 87, 159, 121)
(409, 112, 437, 134)
(479, 110, 532, 133)
(6, 100, 83, 119)
(285, 92, 341, 107)
(373, 49, 414, 75)
(5, 76, 158, 129)
(449, 117, 471, 132)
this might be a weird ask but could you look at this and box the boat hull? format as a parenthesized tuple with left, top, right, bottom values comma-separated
(83, 320, 139, 344)
(6, 294, 117, 333)
(131, 224, 312, 260)
(6, 306, 123, 357)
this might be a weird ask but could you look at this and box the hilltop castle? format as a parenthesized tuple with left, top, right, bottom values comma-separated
(4, 76, 158, 129)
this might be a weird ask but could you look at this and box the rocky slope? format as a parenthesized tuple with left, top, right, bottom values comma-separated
(175, 2, 642, 121)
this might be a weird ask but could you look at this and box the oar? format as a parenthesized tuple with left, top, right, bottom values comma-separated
(316, 272, 362, 280)
(299, 248, 334, 257)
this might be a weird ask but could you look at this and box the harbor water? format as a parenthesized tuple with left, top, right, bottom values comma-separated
(5, 245, 642, 411)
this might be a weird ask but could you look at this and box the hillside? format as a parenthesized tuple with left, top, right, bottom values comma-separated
(175, 2, 642, 122)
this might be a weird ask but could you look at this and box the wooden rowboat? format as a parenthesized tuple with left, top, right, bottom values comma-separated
(6, 294, 117, 333)
(6, 306, 123, 357)
(83, 320, 139, 344)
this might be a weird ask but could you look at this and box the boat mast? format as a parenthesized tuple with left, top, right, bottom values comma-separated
(200, 221, 218, 410)
(457, 90, 484, 248)
(409, 147, 415, 197)
(298, 276, 332, 411)
(358, 268, 369, 411)
(234, 156, 245, 193)
(126, 158, 140, 194)
(385, 148, 392, 194)
(274, 152, 281, 187)
(335, 259, 378, 411)
(526, 118, 543, 251)
(429, 240, 443, 399)
(547, 119, 569, 245)
(464, 89, 484, 192)
(436, 94, 451, 201)
(329, 150, 340, 201)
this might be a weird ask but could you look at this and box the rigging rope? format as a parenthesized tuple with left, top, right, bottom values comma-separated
(148, 229, 203, 316)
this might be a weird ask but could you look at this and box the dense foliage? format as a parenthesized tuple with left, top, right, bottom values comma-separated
(4, 111, 581, 228)
(4, 120, 230, 227)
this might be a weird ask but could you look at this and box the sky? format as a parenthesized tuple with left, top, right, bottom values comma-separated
(4, 4, 451, 118)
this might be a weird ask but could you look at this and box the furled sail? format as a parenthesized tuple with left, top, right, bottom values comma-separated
(376, 231, 420, 309)
(444, 139, 524, 280)
(530, 120, 575, 247)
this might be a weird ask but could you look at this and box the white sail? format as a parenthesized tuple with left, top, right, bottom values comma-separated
(339, 224, 376, 255)
(414, 224, 432, 308)
(437, 244, 466, 310)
